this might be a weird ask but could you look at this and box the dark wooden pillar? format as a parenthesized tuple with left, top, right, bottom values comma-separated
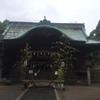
(0, 38, 4, 79)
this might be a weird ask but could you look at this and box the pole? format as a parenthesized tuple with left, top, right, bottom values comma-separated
(87, 66, 91, 86)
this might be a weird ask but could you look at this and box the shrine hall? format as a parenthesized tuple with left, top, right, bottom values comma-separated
(0, 18, 100, 85)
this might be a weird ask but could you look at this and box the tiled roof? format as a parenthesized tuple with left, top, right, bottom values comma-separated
(61, 28, 87, 41)
(2, 19, 100, 45)
(3, 20, 87, 41)
(86, 38, 100, 44)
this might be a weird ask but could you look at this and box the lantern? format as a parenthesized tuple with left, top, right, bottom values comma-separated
(85, 55, 92, 66)
(61, 61, 65, 67)
(24, 61, 27, 67)
(33, 64, 35, 67)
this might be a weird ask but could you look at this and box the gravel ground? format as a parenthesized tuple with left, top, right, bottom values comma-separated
(0, 84, 23, 100)
(58, 83, 100, 100)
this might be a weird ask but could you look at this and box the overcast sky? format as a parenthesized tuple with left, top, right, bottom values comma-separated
(0, 0, 100, 35)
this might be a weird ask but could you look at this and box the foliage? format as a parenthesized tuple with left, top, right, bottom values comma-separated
(51, 35, 79, 81)
(91, 64, 100, 80)
(0, 22, 6, 34)
(91, 50, 100, 66)
(20, 43, 32, 61)
(20, 43, 32, 79)
(57, 65, 64, 83)
(91, 50, 100, 80)
(90, 20, 100, 37)
(5, 79, 11, 83)
(90, 20, 100, 67)
(89, 20, 100, 80)
(51, 35, 79, 65)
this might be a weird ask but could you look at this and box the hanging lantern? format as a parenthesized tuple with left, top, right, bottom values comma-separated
(85, 55, 92, 66)
(33, 52, 35, 55)
(50, 64, 52, 68)
(24, 61, 27, 67)
(48, 52, 50, 55)
(61, 61, 65, 67)
(55, 71, 58, 75)
(40, 52, 42, 55)
(33, 64, 35, 67)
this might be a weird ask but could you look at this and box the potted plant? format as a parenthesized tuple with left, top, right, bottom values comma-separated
(57, 65, 64, 89)
(5, 79, 11, 85)
(23, 81, 28, 89)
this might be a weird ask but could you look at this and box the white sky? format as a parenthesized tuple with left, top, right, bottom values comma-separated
(0, 0, 100, 35)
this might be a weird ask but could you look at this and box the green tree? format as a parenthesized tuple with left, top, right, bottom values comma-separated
(51, 35, 79, 82)
(0, 22, 6, 35)
(90, 20, 100, 37)
(91, 50, 100, 66)
(89, 20, 100, 67)
(89, 20, 100, 80)
(20, 43, 32, 61)
(20, 43, 32, 79)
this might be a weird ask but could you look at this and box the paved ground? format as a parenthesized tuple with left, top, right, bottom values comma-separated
(0, 83, 100, 100)
(20, 87, 56, 100)
(58, 83, 100, 100)
(0, 84, 23, 100)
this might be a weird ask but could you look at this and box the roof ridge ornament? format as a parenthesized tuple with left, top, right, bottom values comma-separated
(44, 16, 46, 20)
(38, 16, 51, 25)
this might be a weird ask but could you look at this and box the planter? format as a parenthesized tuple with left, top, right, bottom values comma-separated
(6, 82, 11, 85)
(23, 82, 28, 89)
(58, 83, 63, 90)
(5, 80, 11, 85)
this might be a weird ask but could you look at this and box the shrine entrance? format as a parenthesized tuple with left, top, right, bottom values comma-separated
(29, 62, 55, 86)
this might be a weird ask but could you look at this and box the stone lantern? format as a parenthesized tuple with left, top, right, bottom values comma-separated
(85, 55, 92, 86)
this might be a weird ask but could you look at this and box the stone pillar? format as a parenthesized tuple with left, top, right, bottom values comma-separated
(87, 66, 91, 86)
(0, 67, 2, 82)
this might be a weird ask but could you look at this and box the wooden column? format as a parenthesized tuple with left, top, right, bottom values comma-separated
(87, 66, 91, 86)
(29, 63, 33, 82)
(0, 58, 2, 80)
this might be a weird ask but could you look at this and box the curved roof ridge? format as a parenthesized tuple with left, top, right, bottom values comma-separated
(3, 25, 87, 42)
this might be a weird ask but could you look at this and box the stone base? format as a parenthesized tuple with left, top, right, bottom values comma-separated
(65, 79, 77, 85)
(9, 75, 21, 84)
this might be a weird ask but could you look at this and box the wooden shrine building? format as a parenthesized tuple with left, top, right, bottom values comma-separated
(0, 18, 100, 85)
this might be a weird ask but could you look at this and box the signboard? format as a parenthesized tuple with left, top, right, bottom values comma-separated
(34, 73, 37, 76)
(29, 70, 33, 73)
